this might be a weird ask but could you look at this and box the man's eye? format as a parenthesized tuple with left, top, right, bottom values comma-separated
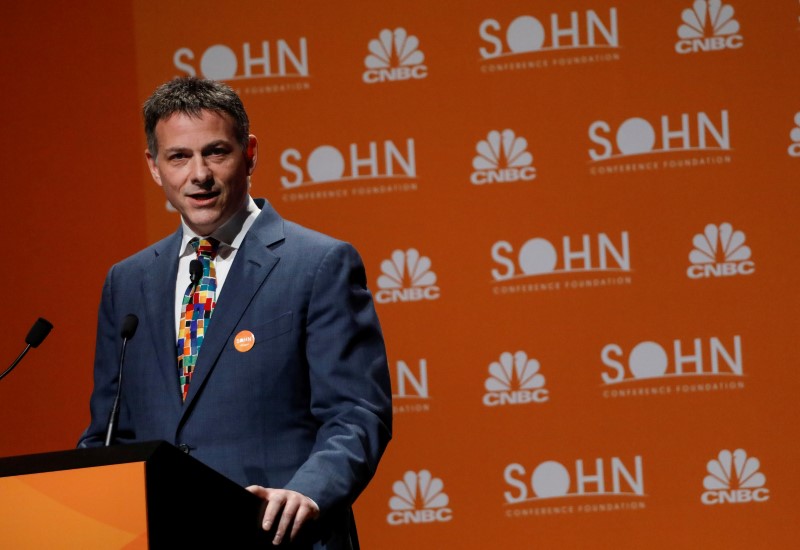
(210, 148, 227, 156)
(170, 153, 186, 160)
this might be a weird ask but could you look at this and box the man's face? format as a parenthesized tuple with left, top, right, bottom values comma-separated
(146, 110, 257, 236)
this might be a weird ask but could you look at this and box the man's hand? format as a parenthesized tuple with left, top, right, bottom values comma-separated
(246, 486, 320, 545)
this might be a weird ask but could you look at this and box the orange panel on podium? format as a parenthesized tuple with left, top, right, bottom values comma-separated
(0, 441, 269, 549)
(0, 463, 148, 548)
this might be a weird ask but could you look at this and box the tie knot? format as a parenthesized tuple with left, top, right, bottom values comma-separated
(191, 237, 219, 260)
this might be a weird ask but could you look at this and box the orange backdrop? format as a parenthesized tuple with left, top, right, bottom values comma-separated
(3, 1, 799, 548)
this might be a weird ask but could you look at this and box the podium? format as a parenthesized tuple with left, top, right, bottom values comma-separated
(0, 441, 271, 548)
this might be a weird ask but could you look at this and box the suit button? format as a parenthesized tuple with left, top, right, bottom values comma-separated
(178, 444, 190, 454)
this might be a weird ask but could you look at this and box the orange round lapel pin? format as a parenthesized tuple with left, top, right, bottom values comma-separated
(234, 330, 255, 352)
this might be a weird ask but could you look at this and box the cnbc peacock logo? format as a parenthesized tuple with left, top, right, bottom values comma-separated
(701, 449, 769, 505)
(482, 351, 549, 407)
(387, 470, 453, 525)
(471, 130, 536, 185)
(363, 28, 428, 84)
(375, 249, 440, 304)
(686, 223, 754, 279)
(675, 0, 743, 54)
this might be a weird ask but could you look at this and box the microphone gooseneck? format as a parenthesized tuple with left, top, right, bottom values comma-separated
(104, 314, 139, 446)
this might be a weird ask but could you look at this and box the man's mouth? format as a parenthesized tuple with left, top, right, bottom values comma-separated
(188, 191, 221, 201)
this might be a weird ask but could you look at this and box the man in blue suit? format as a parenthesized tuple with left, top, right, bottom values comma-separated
(78, 77, 392, 549)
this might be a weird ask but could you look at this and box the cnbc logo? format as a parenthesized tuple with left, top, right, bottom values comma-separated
(471, 129, 536, 186)
(675, 0, 743, 54)
(701, 449, 769, 505)
(363, 28, 428, 84)
(376, 249, 440, 304)
(687, 223, 754, 279)
(483, 351, 548, 407)
(387, 470, 453, 525)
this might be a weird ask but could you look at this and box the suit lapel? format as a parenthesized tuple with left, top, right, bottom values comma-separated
(180, 202, 285, 419)
(142, 229, 183, 412)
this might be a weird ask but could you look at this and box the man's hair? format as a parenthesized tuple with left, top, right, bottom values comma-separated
(143, 77, 250, 157)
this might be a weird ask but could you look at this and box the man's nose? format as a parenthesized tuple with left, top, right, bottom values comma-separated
(189, 156, 212, 184)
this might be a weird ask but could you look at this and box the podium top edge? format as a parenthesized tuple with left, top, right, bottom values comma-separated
(0, 441, 174, 477)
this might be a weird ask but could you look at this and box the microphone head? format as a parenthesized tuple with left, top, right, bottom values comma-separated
(25, 318, 53, 348)
(189, 259, 204, 285)
(120, 314, 139, 339)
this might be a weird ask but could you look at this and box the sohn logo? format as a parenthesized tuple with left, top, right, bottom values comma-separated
(393, 359, 430, 414)
(478, 8, 621, 72)
(491, 231, 632, 295)
(788, 112, 800, 157)
(588, 110, 732, 175)
(174, 39, 310, 80)
(503, 455, 646, 517)
(233, 330, 255, 353)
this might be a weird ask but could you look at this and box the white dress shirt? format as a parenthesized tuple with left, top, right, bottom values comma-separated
(173, 196, 261, 335)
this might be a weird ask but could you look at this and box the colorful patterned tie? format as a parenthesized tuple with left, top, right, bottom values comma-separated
(177, 237, 219, 402)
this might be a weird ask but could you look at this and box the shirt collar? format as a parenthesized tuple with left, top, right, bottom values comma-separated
(178, 196, 260, 258)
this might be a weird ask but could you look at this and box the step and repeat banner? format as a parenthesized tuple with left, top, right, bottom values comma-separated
(132, 1, 799, 547)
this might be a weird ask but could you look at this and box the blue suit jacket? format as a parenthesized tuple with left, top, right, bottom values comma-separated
(79, 199, 392, 549)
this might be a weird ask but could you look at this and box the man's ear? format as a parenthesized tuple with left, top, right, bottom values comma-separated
(145, 149, 162, 186)
(246, 135, 258, 175)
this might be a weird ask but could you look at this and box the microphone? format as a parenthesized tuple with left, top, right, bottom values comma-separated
(26, 318, 54, 348)
(189, 259, 204, 285)
(120, 314, 139, 340)
(104, 314, 139, 446)
(0, 318, 53, 382)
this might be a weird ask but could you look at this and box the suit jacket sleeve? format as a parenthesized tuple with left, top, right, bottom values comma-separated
(282, 241, 392, 512)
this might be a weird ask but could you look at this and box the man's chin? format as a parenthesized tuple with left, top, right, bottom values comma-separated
(184, 213, 225, 236)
